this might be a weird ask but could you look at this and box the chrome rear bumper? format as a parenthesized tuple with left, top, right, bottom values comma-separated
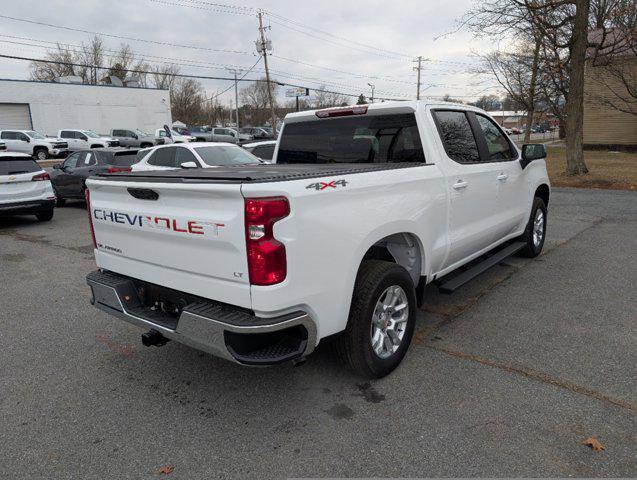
(86, 270, 316, 365)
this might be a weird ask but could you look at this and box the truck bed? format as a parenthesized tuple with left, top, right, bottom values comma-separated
(95, 162, 428, 184)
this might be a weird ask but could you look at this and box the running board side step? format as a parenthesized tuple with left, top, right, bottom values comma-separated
(437, 242, 525, 294)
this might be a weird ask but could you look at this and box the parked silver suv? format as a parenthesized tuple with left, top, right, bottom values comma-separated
(110, 129, 165, 148)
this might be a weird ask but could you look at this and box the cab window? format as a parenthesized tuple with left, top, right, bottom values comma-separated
(432, 110, 480, 163)
(475, 114, 515, 161)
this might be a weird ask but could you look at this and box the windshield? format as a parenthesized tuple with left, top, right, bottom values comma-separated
(195, 146, 261, 166)
(25, 131, 46, 139)
(83, 130, 101, 138)
(277, 113, 425, 164)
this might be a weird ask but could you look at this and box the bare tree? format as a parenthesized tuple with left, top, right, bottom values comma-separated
(240, 78, 279, 126)
(30, 44, 77, 81)
(75, 36, 105, 84)
(151, 64, 180, 90)
(171, 78, 205, 125)
(314, 86, 348, 108)
(463, 1, 545, 143)
(586, 1, 637, 115)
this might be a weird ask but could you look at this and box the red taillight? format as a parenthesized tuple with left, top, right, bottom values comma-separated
(244, 197, 290, 286)
(107, 166, 132, 173)
(32, 172, 50, 181)
(85, 188, 97, 249)
(315, 105, 368, 118)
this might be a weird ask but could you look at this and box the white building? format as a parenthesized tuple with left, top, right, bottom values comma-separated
(0, 79, 172, 136)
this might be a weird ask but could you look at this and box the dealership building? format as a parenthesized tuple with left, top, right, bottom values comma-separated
(0, 79, 172, 136)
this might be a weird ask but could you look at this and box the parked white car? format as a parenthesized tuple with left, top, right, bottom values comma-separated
(154, 128, 196, 144)
(58, 129, 120, 150)
(0, 130, 68, 160)
(132, 142, 261, 171)
(0, 152, 56, 221)
(85, 101, 550, 378)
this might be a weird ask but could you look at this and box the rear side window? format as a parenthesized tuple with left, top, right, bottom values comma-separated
(252, 145, 275, 160)
(60, 130, 74, 139)
(1, 131, 17, 140)
(432, 110, 480, 163)
(175, 147, 199, 166)
(0, 159, 40, 175)
(147, 147, 176, 167)
(109, 152, 139, 167)
(80, 151, 97, 166)
(195, 146, 260, 166)
(475, 114, 515, 161)
(277, 113, 425, 164)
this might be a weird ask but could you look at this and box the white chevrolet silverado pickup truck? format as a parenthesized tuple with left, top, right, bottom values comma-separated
(85, 101, 550, 378)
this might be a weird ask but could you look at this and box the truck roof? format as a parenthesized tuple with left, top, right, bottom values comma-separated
(283, 100, 476, 124)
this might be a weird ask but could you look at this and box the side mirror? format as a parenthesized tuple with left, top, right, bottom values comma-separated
(80, 135, 88, 141)
(180, 161, 198, 169)
(132, 134, 138, 139)
(521, 144, 547, 169)
(21, 136, 30, 143)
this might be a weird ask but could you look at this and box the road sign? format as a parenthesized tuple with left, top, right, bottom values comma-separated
(286, 87, 309, 97)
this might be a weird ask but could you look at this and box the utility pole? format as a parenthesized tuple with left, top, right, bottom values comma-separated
(257, 10, 277, 133)
(413, 56, 428, 100)
(226, 68, 240, 128)
(367, 83, 375, 103)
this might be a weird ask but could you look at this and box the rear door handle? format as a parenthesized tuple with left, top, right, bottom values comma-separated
(497, 173, 508, 181)
(452, 180, 468, 190)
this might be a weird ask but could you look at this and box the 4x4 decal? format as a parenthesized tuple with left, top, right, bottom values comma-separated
(306, 179, 348, 191)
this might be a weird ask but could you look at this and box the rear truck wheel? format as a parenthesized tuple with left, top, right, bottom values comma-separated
(36, 209, 54, 222)
(518, 197, 547, 258)
(34, 148, 49, 161)
(335, 260, 417, 378)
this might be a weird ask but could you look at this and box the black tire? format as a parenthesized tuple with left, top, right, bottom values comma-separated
(36, 209, 54, 222)
(53, 188, 66, 207)
(518, 197, 547, 258)
(334, 260, 417, 378)
(34, 148, 49, 161)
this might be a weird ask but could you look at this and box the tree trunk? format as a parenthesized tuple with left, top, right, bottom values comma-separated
(564, 0, 590, 175)
(524, 36, 542, 144)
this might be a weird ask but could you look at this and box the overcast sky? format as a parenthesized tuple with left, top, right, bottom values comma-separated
(0, 0, 500, 105)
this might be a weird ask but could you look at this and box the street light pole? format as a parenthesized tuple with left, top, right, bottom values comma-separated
(367, 83, 375, 103)
(226, 68, 240, 129)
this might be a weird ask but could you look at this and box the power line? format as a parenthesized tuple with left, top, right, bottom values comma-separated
(0, 53, 410, 101)
(264, 11, 413, 59)
(0, 14, 250, 55)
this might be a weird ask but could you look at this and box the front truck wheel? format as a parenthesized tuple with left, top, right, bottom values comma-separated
(518, 197, 547, 258)
(335, 260, 417, 378)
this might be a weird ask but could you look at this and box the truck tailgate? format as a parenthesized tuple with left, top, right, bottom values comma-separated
(86, 178, 251, 308)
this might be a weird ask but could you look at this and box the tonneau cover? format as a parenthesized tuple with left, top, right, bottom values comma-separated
(94, 162, 428, 184)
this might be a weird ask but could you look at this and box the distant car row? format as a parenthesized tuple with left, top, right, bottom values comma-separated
(1, 138, 277, 222)
(0, 124, 276, 160)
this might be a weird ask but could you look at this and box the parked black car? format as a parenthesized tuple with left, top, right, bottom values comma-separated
(49, 148, 139, 206)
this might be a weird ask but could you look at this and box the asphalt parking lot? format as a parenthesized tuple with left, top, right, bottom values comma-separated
(1, 187, 635, 478)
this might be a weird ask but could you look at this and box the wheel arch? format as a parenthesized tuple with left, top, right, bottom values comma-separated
(535, 183, 550, 206)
